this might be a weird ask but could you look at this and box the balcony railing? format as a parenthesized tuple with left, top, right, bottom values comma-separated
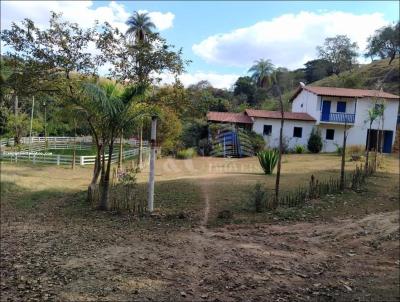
(320, 112, 355, 124)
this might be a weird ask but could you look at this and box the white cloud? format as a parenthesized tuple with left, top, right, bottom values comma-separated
(138, 10, 175, 31)
(192, 11, 388, 69)
(159, 72, 240, 89)
(1, 1, 174, 32)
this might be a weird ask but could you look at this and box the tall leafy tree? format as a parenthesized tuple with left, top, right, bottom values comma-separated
(304, 59, 333, 83)
(365, 22, 400, 65)
(126, 12, 156, 43)
(317, 35, 359, 75)
(248, 59, 275, 88)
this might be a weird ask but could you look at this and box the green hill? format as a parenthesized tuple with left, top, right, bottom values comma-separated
(311, 57, 400, 95)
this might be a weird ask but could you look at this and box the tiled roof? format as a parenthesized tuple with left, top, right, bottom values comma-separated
(290, 85, 400, 101)
(207, 111, 253, 124)
(245, 109, 316, 122)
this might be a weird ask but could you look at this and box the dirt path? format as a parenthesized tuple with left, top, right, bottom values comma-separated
(1, 161, 399, 301)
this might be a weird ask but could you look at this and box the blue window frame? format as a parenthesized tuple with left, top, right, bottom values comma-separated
(337, 101, 346, 113)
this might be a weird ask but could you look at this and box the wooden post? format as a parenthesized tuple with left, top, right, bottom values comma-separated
(57, 155, 60, 166)
(138, 122, 143, 169)
(118, 132, 123, 169)
(147, 116, 157, 213)
(80, 156, 84, 166)
(29, 96, 35, 158)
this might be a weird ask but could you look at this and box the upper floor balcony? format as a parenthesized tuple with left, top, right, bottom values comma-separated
(319, 99, 356, 124)
(320, 112, 355, 124)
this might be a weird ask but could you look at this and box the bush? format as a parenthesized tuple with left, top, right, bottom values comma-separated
(251, 183, 267, 213)
(176, 148, 197, 159)
(307, 128, 323, 153)
(257, 149, 279, 175)
(247, 130, 265, 153)
(334, 143, 343, 156)
(294, 144, 305, 154)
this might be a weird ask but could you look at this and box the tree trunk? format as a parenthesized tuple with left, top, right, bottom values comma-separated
(118, 132, 123, 169)
(100, 135, 115, 210)
(87, 143, 102, 204)
(138, 122, 143, 169)
(147, 117, 157, 212)
(274, 85, 284, 208)
(13, 94, 20, 145)
(72, 120, 77, 170)
(365, 122, 372, 171)
(340, 123, 348, 190)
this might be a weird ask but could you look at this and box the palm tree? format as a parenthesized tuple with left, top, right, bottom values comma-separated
(126, 12, 156, 43)
(81, 81, 148, 209)
(248, 59, 275, 88)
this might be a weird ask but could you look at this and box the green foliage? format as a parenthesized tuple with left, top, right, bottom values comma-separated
(176, 148, 197, 159)
(233, 76, 255, 104)
(257, 149, 279, 175)
(365, 22, 399, 64)
(248, 59, 275, 88)
(156, 108, 182, 154)
(294, 145, 305, 154)
(247, 130, 265, 153)
(180, 119, 208, 149)
(334, 143, 343, 156)
(317, 35, 359, 75)
(304, 59, 333, 83)
(307, 128, 323, 153)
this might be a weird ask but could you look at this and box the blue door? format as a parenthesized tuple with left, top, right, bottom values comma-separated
(321, 101, 331, 121)
(383, 131, 393, 153)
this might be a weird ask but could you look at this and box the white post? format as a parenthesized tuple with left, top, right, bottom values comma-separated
(29, 96, 35, 158)
(147, 116, 157, 213)
(57, 155, 60, 166)
(33, 154, 36, 164)
(80, 156, 84, 166)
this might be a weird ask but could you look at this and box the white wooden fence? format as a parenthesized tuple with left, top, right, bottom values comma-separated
(1, 136, 148, 147)
(1, 147, 149, 166)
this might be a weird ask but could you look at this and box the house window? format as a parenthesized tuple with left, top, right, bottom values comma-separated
(337, 101, 346, 113)
(263, 125, 272, 136)
(326, 129, 335, 140)
(293, 127, 302, 138)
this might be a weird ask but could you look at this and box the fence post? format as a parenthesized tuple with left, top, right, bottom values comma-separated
(57, 155, 60, 166)
(80, 156, 84, 166)
(33, 154, 36, 164)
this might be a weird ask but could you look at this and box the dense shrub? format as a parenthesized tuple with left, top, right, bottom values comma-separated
(176, 148, 197, 159)
(247, 130, 265, 153)
(257, 149, 279, 174)
(307, 128, 323, 153)
(294, 144, 305, 154)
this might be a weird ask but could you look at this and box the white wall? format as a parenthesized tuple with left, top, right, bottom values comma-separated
(292, 91, 399, 150)
(252, 118, 315, 150)
(292, 90, 320, 122)
(318, 96, 357, 115)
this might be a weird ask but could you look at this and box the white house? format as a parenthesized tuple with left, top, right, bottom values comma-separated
(207, 85, 399, 153)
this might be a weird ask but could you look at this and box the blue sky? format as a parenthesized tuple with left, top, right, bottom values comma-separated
(2, 1, 399, 88)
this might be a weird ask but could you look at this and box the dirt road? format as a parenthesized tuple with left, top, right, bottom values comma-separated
(1, 183, 399, 302)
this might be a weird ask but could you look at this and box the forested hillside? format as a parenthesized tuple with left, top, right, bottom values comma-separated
(312, 57, 400, 94)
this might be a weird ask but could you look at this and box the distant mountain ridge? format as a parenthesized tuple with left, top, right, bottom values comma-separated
(310, 57, 399, 96)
